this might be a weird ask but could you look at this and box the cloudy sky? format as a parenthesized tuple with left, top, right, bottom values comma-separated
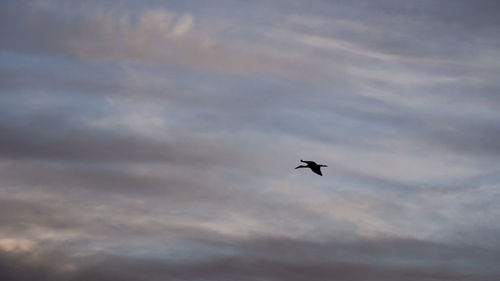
(1, 0, 500, 280)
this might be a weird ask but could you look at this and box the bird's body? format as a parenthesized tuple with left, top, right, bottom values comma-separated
(295, 160, 327, 176)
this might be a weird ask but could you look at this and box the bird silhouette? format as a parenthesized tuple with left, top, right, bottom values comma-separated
(295, 160, 327, 176)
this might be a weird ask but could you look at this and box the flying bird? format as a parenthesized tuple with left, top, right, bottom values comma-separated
(295, 160, 327, 176)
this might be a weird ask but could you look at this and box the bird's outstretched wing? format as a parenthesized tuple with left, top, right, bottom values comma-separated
(310, 166, 323, 176)
(301, 160, 317, 165)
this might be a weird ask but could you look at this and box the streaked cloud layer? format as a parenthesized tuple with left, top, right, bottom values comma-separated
(1, 0, 500, 280)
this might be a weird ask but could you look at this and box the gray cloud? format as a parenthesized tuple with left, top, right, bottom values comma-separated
(0, 1, 317, 79)
(1, 236, 500, 281)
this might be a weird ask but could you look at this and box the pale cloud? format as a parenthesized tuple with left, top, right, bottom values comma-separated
(0, 238, 35, 253)
(86, 102, 171, 140)
(137, 9, 176, 34)
(297, 34, 400, 61)
(172, 14, 194, 37)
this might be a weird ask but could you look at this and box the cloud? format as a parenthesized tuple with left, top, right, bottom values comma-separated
(172, 14, 194, 37)
(0, 1, 319, 79)
(1, 1, 500, 280)
(1, 236, 500, 281)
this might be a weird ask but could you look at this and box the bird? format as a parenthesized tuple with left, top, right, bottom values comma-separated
(295, 160, 327, 176)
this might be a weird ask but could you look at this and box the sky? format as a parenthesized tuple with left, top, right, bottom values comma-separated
(1, 0, 500, 280)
